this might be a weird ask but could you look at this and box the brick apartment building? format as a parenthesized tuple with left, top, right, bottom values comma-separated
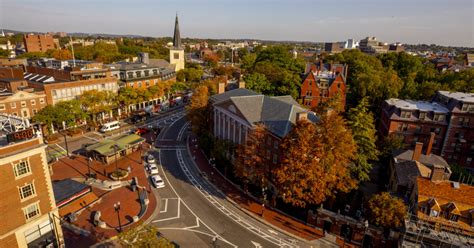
(433, 91, 474, 168)
(23, 34, 57, 53)
(380, 91, 474, 169)
(300, 62, 347, 109)
(0, 131, 64, 247)
(380, 99, 449, 155)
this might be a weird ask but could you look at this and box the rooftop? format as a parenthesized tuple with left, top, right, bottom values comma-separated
(437, 91, 474, 103)
(385, 98, 449, 113)
(393, 149, 449, 168)
(85, 134, 145, 156)
(395, 160, 431, 186)
(212, 88, 319, 138)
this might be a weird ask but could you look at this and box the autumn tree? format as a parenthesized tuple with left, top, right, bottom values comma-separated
(118, 224, 172, 248)
(235, 124, 267, 187)
(347, 98, 379, 181)
(273, 112, 357, 207)
(186, 86, 209, 138)
(50, 49, 73, 60)
(79, 90, 116, 123)
(203, 52, 220, 67)
(367, 192, 407, 228)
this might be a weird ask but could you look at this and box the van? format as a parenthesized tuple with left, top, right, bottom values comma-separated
(99, 121, 120, 133)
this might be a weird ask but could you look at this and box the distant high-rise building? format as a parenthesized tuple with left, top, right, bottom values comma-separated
(359, 37, 388, 54)
(169, 14, 185, 72)
(344, 39, 358, 49)
(23, 34, 57, 53)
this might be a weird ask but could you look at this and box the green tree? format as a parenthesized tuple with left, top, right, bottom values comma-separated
(367, 192, 407, 228)
(347, 98, 379, 181)
(244, 72, 273, 95)
(0, 48, 9, 58)
(79, 90, 116, 122)
(118, 224, 172, 248)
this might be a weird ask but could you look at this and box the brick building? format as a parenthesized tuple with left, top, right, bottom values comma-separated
(209, 87, 318, 184)
(0, 88, 47, 119)
(433, 91, 474, 168)
(381, 91, 474, 169)
(0, 131, 64, 247)
(23, 34, 57, 53)
(380, 99, 449, 155)
(300, 62, 347, 109)
(107, 60, 175, 90)
(24, 65, 119, 106)
(389, 138, 451, 197)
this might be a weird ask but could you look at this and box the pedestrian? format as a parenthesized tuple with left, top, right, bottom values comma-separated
(128, 166, 131, 173)
(261, 203, 265, 217)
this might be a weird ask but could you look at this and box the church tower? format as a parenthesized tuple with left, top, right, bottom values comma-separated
(169, 14, 185, 72)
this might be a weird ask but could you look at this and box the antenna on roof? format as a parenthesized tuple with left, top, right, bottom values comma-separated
(69, 36, 76, 67)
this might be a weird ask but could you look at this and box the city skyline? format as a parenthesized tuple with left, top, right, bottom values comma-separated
(1, 0, 473, 47)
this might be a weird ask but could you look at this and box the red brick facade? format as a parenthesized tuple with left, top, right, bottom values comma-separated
(300, 63, 347, 109)
(23, 34, 57, 53)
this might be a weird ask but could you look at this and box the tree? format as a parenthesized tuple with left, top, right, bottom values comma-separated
(118, 224, 172, 248)
(33, 100, 87, 134)
(273, 113, 357, 207)
(367, 192, 407, 228)
(203, 53, 220, 67)
(244, 72, 273, 95)
(241, 53, 257, 72)
(347, 98, 379, 181)
(235, 124, 267, 187)
(380, 134, 405, 160)
(0, 48, 9, 58)
(186, 86, 209, 137)
(50, 49, 73, 60)
(79, 90, 116, 122)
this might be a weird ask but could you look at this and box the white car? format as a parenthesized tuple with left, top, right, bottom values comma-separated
(147, 155, 156, 164)
(147, 164, 159, 175)
(150, 175, 165, 188)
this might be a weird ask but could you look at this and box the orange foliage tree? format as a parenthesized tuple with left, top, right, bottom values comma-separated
(235, 123, 267, 187)
(273, 112, 357, 207)
(51, 49, 73, 60)
(367, 192, 407, 228)
(185, 86, 209, 137)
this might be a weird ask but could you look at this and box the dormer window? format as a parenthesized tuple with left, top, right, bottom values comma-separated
(419, 112, 426, 120)
(433, 114, 445, 122)
(401, 111, 411, 119)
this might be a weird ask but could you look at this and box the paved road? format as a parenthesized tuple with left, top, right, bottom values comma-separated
(149, 112, 307, 248)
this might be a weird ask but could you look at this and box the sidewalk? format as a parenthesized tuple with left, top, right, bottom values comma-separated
(188, 135, 327, 243)
(51, 148, 157, 247)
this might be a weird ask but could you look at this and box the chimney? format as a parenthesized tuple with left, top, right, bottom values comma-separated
(296, 112, 308, 121)
(412, 142, 423, 161)
(217, 82, 226, 94)
(426, 132, 435, 156)
(430, 165, 446, 182)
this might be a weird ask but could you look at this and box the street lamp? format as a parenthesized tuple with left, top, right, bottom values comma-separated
(361, 219, 369, 248)
(114, 202, 122, 232)
(87, 156, 92, 178)
(60, 131, 70, 157)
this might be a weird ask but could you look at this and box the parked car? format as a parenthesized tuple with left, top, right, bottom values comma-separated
(147, 154, 156, 164)
(150, 175, 165, 188)
(147, 164, 159, 175)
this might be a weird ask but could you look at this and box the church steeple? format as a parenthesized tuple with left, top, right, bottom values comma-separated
(173, 14, 182, 49)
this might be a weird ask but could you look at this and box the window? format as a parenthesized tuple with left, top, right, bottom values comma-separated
(401, 111, 411, 119)
(266, 150, 271, 160)
(136, 71, 142, 78)
(0, 104, 5, 110)
(430, 209, 439, 217)
(174, 53, 180, 59)
(32, 109, 37, 115)
(127, 72, 134, 79)
(19, 183, 36, 200)
(273, 140, 278, 149)
(23, 202, 40, 221)
(153, 69, 158, 75)
(434, 114, 445, 122)
(14, 161, 31, 178)
(101, 84, 106, 89)
(467, 157, 472, 163)
(10, 102, 16, 109)
(144, 70, 149, 77)
(30, 100, 36, 105)
(419, 112, 426, 120)
(398, 123, 408, 131)
(463, 118, 470, 126)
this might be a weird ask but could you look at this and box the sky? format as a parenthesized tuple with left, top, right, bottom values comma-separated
(1, 0, 473, 47)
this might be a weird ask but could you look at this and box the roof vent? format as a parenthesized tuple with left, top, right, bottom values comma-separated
(452, 182, 460, 189)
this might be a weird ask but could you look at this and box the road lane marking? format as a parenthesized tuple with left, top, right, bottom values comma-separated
(156, 144, 237, 248)
(175, 121, 297, 248)
(160, 198, 168, 213)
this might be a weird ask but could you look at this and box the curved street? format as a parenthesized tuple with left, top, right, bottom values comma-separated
(149, 111, 308, 248)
